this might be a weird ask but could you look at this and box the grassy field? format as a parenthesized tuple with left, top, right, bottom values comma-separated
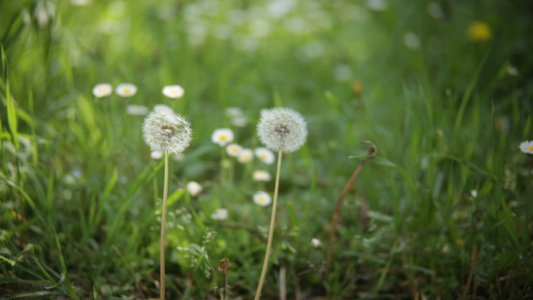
(1, 0, 533, 299)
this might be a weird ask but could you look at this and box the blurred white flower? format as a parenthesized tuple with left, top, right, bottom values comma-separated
(519, 141, 533, 154)
(255, 147, 275, 164)
(226, 107, 243, 118)
(92, 83, 113, 98)
(187, 181, 203, 196)
(231, 117, 248, 127)
(127, 104, 149, 116)
(71, 0, 91, 6)
(211, 208, 228, 220)
(162, 85, 185, 99)
(470, 190, 478, 199)
(250, 19, 271, 38)
(151, 150, 163, 160)
(427, 2, 444, 20)
(366, 0, 387, 11)
(334, 64, 353, 82)
(284, 17, 309, 34)
(115, 83, 137, 97)
(311, 238, 321, 248)
(253, 191, 272, 206)
(226, 143, 243, 157)
(154, 104, 173, 114)
(404, 32, 420, 49)
(253, 170, 271, 181)
(507, 65, 519, 76)
(212, 128, 234, 146)
(238, 149, 253, 163)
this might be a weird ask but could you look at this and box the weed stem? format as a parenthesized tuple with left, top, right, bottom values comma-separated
(160, 152, 169, 300)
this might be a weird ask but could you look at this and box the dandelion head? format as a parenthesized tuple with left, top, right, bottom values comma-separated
(212, 128, 234, 146)
(162, 85, 185, 99)
(253, 191, 272, 207)
(92, 83, 113, 98)
(253, 170, 271, 181)
(211, 208, 228, 220)
(142, 110, 192, 155)
(519, 141, 533, 154)
(254, 147, 275, 164)
(226, 143, 243, 157)
(187, 181, 202, 196)
(257, 107, 307, 152)
(115, 83, 138, 97)
(238, 149, 253, 163)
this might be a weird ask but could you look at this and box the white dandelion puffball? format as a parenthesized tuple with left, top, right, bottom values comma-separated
(253, 191, 272, 207)
(226, 143, 243, 157)
(311, 238, 321, 248)
(154, 104, 173, 114)
(212, 128, 234, 146)
(519, 141, 533, 154)
(127, 104, 149, 116)
(255, 147, 275, 164)
(253, 170, 271, 181)
(211, 208, 228, 220)
(142, 110, 192, 155)
(238, 149, 253, 163)
(92, 83, 112, 98)
(151, 150, 163, 160)
(187, 181, 202, 196)
(115, 83, 137, 97)
(257, 107, 307, 152)
(162, 85, 185, 99)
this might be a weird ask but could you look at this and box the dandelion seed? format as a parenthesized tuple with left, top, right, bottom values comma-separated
(115, 83, 138, 97)
(211, 208, 228, 220)
(154, 104, 173, 114)
(253, 191, 272, 207)
(311, 238, 321, 248)
(257, 107, 307, 153)
(187, 181, 202, 196)
(162, 85, 185, 99)
(238, 149, 253, 163)
(519, 141, 533, 154)
(253, 170, 271, 182)
(92, 83, 113, 98)
(142, 110, 192, 155)
(127, 104, 149, 116)
(226, 144, 242, 157)
(151, 150, 163, 160)
(255, 147, 275, 164)
(467, 22, 492, 42)
(212, 128, 234, 146)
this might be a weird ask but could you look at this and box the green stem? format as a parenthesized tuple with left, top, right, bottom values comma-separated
(160, 152, 169, 300)
(254, 150, 283, 300)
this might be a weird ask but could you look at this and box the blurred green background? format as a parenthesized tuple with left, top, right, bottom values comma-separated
(1, 0, 533, 298)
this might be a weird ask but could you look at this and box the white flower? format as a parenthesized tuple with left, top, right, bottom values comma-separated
(231, 116, 248, 127)
(142, 110, 192, 154)
(254, 147, 275, 164)
(211, 128, 234, 146)
(71, 0, 91, 6)
(519, 141, 533, 154)
(238, 149, 253, 163)
(404, 32, 420, 49)
(225, 107, 243, 118)
(162, 85, 185, 99)
(154, 104, 173, 114)
(211, 208, 228, 220)
(115, 83, 137, 97)
(127, 104, 149, 116)
(92, 83, 113, 98)
(151, 150, 163, 160)
(470, 190, 478, 199)
(187, 181, 202, 196)
(226, 143, 242, 157)
(253, 170, 271, 181)
(253, 191, 272, 206)
(257, 107, 307, 153)
(311, 238, 321, 248)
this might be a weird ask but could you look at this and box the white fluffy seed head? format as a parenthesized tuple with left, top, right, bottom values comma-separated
(257, 107, 307, 152)
(142, 110, 192, 155)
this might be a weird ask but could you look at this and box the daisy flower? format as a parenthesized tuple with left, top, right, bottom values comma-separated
(92, 83, 112, 98)
(115, 83, 138, 97)
(254, 147, 275, 164)
(257, 107, 307, 153)
(311, 238, 321, 248)
(253, 170, 271, 181)
(253, 191, 272, 207)
(238, 149, 253, 163)
(151, 150, 163, 160)
(162, 85, 185, 99)
(519, 141, 533, 154)
(187, 181, 202, 196)
(212, 128, 234, 146)
(226, 143, 243, 157)
(211, 208, 228, 220)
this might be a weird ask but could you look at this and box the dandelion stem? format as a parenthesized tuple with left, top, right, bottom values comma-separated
(254, 150, 283, 300)
(160, 152, 169, 300)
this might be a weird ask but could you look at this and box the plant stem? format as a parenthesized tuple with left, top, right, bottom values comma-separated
(254, 150, 283, 300)
(160, 152, 169, 300)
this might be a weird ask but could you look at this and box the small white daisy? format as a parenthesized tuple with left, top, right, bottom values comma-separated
(162, 85, 185, 99)
(126, 104, 149, 116)
(151, 150, 163, 160)
(115, 83, 137, 97)
(254, 147, 275, 164)
(519, 141, 533, 154)
(212, 128, 234, 146)
(253, 191, 272, 207)
(154, 104, 173, 114)
(238, 149, 253, 163)
(187, 181, 202, 196)
(211, 208, 228, 220)
(253, 170, 271, 181)
(311, 238, 321, 248)
(226, 143, 243, 157)
(92, 83, 112, 98)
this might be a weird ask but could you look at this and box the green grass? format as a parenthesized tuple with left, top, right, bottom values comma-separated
(1, 0, 533, 298)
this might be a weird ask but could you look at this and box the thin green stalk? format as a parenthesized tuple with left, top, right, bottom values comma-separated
(254, 150, 283, 300)
(160, 152, 169, 300)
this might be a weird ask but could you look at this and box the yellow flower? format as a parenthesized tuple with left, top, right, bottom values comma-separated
(467, 22, 491, 42)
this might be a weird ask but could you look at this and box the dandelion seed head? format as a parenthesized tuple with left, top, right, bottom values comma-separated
(143, 110, 192, 155)
(257, 107, 307, 152)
